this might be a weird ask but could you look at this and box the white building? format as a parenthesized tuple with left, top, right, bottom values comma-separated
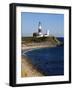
(33, 22, 50, 37)
(44, 30, 49, 37)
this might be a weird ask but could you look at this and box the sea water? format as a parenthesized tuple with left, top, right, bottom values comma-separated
(24, 38, 64, 76)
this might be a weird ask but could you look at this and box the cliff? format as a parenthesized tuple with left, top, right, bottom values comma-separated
(22, 36, 63, 46)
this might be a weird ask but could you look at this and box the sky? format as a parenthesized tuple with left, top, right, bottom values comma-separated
(21, 12, 64, 37)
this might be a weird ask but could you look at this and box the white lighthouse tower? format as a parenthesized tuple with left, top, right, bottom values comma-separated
(38, 22, 42, 30)
(38, 22, 43, 37)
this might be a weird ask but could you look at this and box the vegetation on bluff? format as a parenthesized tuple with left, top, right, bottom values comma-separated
(22, 36, 63, 46)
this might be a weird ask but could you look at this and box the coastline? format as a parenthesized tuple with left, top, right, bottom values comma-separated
(21, 43, 56, 53)
(21, 43, 57, 77)
(21, 55, 43, 77)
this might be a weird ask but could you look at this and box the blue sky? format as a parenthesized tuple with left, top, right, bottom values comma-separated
(21, 12, 64, 37)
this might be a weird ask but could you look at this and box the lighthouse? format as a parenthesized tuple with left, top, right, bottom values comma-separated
(38, 22, 43, 37)
(33, 22, 50, 37)
(38, 22, 42, 32)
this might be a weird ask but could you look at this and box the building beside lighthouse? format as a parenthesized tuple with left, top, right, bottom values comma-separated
(33, 22, 50, 37)
(44, 30, 49, 37)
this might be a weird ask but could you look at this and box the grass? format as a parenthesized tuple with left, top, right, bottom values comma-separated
(22, 36, 62, 46)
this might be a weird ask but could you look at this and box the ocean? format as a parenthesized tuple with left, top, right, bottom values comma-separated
(23, 38, 64, 76)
